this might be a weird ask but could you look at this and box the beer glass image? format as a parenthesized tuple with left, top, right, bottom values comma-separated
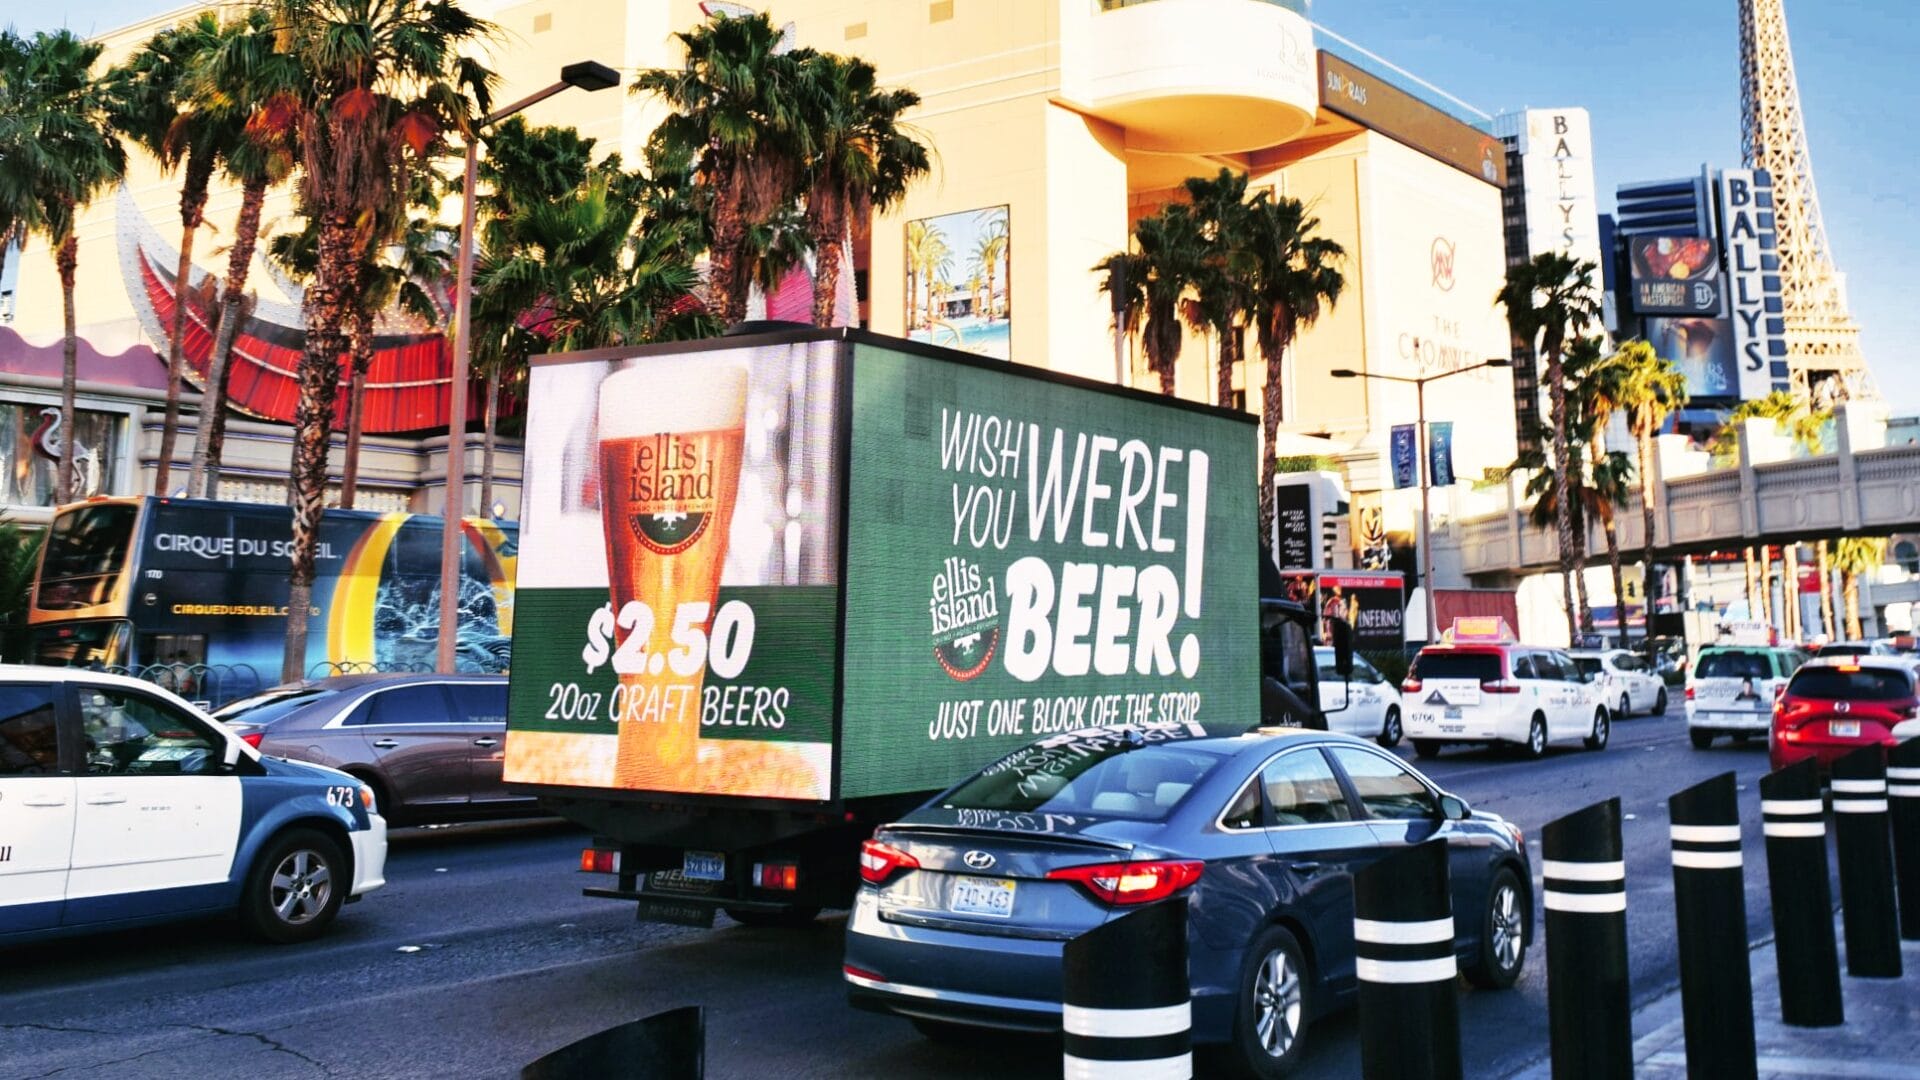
(598, 361, 747, 789)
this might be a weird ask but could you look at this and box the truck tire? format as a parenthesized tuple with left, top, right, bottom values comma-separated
(724, 905, 822, 929)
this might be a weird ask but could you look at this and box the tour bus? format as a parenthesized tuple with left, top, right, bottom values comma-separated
(25, 496, 516, 705)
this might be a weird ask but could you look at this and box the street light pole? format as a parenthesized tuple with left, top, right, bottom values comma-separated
(436, 61, 619, 675)
(1330, 357, 1509, 645)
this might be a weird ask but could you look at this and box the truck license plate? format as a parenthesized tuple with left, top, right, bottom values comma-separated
(949, 876, 1016, 917)
(1830, 720, 1860, 738)
(683, 851, 726, 882)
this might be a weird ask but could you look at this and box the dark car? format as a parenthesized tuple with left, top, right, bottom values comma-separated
(1770, 657, 1918, 773)
(843, 724, 1531, 1077)
(214, 674, 536, 825)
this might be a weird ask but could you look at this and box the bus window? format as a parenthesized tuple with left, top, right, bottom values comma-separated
(29, 620, 130, 668)
(138, 635, 208, 694)
(36, 503, 139, 610)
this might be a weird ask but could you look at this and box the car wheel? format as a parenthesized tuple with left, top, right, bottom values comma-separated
(1219, 924, 1311, 1079)
(241, 828, 346, 944)
(1585, 708, 1610, 751)
(1378, 707, 1403, 750)
(1618, 694, 1632, 722)
(1413, 739, 1443, 760)
(723, 905, 822, 929)
(1652, 688, 1668, 716)
(1462, 867, 1528, 989)
(1523, 714, 1548, 759)
(1689, 729, 1715, 750)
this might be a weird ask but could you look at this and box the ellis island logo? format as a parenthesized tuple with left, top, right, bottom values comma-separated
(1430, 237, 1456, 292)
(930, 556, 1001, 681)
(624, 434, 716, 555)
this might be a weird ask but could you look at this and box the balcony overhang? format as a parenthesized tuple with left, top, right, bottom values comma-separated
(1063, 0, 1319, 156)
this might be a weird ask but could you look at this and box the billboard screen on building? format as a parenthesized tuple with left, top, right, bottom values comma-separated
(1647, 316, 1740, 400)
(504, 341, 844, 802)
(1318, 53, 1505, 185)
(837, 342, 1260, 798)
(1629, 235, 1723, 316)
(905, 205, 1010, 361)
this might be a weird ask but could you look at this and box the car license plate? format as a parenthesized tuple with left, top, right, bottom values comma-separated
(1444, 706, 1463, 720)
(949, 875, 1016, 917)
(1830, 720, 1860, 738)
(682, 851, 726, 882)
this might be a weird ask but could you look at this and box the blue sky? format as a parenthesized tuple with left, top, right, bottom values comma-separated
(18, 1, 1916, 410)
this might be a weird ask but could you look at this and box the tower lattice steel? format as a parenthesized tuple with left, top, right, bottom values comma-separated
(1738, 0, 1876, 402)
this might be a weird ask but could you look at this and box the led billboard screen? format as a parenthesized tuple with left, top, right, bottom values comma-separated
(1629, 235, 1723, 316)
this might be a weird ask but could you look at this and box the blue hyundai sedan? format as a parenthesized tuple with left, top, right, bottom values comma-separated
(843, 723, 1530, 1077)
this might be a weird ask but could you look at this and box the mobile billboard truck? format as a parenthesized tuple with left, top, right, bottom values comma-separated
(503, 328, 1296, 926)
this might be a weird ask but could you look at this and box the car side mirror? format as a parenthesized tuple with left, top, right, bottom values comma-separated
(1438, 794, 1469, 821)
(1330, 618, 1354, 679)
(221, 738, 243, 770)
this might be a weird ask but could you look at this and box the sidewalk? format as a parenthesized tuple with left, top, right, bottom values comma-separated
(1512, 920, 1920, 1079)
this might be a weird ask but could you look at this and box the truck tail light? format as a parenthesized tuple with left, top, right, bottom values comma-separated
(1046, 860, 1204, 905)
(858, 840, 919, 885)
(753, 862, 800, 891)
(1480, 679, 1522, 694)
(580, 848, 621, 875)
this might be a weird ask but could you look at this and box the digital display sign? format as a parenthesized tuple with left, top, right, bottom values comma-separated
(1318, 53, 1507, 187)
(1629, 235, 1723, 316)
(836, 343, 1259, 799)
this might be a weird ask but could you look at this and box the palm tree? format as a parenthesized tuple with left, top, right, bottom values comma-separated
(974, 211, 1008, 321)
(0, 515, 45, 658)
(271, 0, 495, 684)
(1499, 252, 1600, 644)
(635, 11, 813, 326)
(1709, 390, 1829, 462)
(1093, 203, 1199, 395)
(1590, 339, 1688, 640)
(104, 14, 236, 494)
(0, 30, 126, 504)
(1243, 191, 1345, 542)
(1182, 169, 1256, 409)
(183, 10, 301, 499)
(1831, 537, 1888, 640)
(904, 219, 950, 333)
(797, 52, 928, 328)
(1815, 540, 1838, 638)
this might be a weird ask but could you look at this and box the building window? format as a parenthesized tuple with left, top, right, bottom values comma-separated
(845, 21, 867, 39)
(929, 0, 953, 22)
(0, 400, 125, 506)
(532, 12, 551, 32)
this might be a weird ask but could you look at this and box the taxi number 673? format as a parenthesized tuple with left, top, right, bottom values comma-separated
(326, 786, 359, 808)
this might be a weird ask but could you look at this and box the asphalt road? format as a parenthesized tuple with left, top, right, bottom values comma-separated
(0, 710, 1782, 1079)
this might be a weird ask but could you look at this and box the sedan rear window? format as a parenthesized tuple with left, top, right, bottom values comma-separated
(213, 687, 338, 727)
(1696, 652, 1771, 679)
(1410, 652, 1501, 682)
(942, 726, 1224, 822)
(1787, 668, 1913, 701)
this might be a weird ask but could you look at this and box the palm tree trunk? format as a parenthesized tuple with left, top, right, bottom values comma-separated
(1843, 571, 1862, 640)
(187, 177, 268, 499)
(1258, 341, 1285, 546)
(1638, 428, 1659, 644)
(709, 185, 747, 326)
(1817, 541, 1837, 638)
(480, 365, 500, 517)
(1758, 544, 1775, 627)
(338, 304, 373, 509)
(1603, 511, 1626, 649)
(1544, 328, 1579, 644)
(56, 231, 79, 506)
(154, 158, 213, 495)
(1744, 547, 1761, 620)
(283, 214, 354, 685)
(1781, 545, 1801, 641)
(809, 202, 846, 329)
(1216, 323, 1238, 410)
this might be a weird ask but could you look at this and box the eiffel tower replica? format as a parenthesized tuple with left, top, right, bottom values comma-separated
(1739, 0, 1878, 405)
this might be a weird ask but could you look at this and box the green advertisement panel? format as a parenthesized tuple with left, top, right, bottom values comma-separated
(840, 343, 1260, 798)
(504, 341, 843, 802)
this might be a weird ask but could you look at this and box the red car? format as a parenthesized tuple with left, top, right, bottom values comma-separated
(1769, 658, 1919, 772)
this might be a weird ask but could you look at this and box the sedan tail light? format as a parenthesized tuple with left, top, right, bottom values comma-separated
(1685, 686, 1695, 701)
(1402, 678, 1422, 694)
(858, 839, 919, 885)
(239, 732, 265, 748)
(1480, 679, 1522, 694)
(1046, 860, 1204, 905)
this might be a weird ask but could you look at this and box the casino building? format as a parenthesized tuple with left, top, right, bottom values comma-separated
(4, 0, 1522, 578)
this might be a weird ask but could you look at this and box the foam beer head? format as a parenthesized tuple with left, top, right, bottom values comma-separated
(598, 358, 748, 439)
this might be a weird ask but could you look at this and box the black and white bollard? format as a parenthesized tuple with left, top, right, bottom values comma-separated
(1542, 798, 1631, 1079)
(1832, 744, 1902, 977)
(1759, 758, 1844, 1026)
(1061, 897, 1191, 1080)
(522, 1005, 703, 1080)
(1890, 737, 1920, 941)
(1669, 772, 1757, 1080)
(1354, 840, 1460, 1080)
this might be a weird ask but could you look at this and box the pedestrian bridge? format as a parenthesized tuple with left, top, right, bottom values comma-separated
(1440, 404, 1920, 582)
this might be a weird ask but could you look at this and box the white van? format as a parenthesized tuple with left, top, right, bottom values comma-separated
(1403, 641, 1612, 760)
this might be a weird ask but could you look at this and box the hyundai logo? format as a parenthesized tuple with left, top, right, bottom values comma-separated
(963, 850, 996, 870)
(1834, 701, 1851, 714)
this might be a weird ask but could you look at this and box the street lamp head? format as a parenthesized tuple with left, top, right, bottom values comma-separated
(561, 60, 621, 93)
(1482, 357, 1512, 369)
(1330, 368, 1360, 379)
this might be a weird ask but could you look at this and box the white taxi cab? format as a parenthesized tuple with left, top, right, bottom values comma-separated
(1403, 620, 1612, 759)
(1, 667, 387, 945)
